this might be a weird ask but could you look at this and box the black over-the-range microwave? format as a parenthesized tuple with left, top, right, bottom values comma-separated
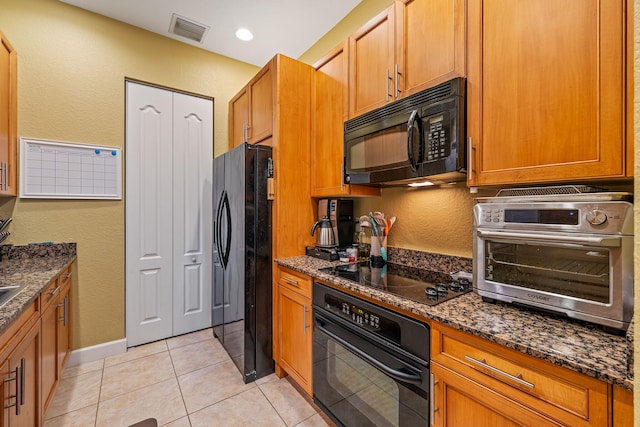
(344, 77, 466, 185)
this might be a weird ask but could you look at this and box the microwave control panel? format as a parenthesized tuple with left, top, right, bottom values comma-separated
(425, 112, 451, 162)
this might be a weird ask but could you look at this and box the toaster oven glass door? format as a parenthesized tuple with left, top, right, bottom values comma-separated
(483, 239, 611, 304)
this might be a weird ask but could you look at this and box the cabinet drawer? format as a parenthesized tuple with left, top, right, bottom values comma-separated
(276, 266, 311, 298)
(432, 323, 609, 426)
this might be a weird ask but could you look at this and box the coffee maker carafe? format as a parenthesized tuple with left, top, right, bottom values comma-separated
(317, 199, 354, 249)
(311, 216, 336, 247)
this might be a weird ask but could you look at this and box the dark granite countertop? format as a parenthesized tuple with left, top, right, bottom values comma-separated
(275, 255, 633, 390)
(0, 243, 77, 332)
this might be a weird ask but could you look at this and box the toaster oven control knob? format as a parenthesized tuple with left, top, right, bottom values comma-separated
(586, 209, 607, 226)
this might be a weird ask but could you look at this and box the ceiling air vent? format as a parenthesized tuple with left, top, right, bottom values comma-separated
(169, 13, 209, 43)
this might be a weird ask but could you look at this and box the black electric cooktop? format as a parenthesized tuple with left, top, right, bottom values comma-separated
(318, 261, 472, 306)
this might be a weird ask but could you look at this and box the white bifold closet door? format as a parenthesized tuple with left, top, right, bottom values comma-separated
(126, 81, 213, 347)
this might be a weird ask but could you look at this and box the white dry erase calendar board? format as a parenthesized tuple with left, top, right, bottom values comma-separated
(19, 138, 122, 200)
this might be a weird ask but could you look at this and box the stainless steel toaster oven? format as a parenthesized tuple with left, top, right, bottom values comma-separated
(473, 187, 634, 332)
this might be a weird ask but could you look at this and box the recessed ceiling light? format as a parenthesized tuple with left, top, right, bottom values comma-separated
(235, 28, 254, 41)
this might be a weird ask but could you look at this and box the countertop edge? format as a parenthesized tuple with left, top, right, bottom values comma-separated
(0, 253, 77, 333)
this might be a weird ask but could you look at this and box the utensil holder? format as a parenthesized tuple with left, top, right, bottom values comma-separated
(370, 236, 387, 267)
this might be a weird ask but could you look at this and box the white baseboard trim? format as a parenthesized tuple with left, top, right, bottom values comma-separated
(67, 339, 128, 367)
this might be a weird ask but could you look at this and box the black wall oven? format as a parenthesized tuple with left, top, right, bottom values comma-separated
(313, 283, 430, 427)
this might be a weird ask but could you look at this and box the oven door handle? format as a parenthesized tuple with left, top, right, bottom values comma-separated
(315, 318, 423, 385)
(476, 230, 621, 247)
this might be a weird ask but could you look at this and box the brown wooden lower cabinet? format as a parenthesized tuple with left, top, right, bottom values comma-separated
(42, 264, 73, 418)
(56, 281, 71, 376)
(431, 322, 610, 426)
(40, 298, 57, 414)
(273, 265, 312, 396)
(6, 319, 40, 427)
(0, 261, 74, 426)
(613, 385, 633, 426)
(431, 362, 561, 427)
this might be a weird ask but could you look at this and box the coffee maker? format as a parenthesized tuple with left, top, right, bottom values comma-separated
(320, 199, 354, 248)
(307, 199, 355, 260)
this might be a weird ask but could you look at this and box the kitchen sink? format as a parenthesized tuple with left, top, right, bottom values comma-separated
(0, 285, 25, 307)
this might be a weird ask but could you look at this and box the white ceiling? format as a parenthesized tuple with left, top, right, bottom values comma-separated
(59, 0, 362, 66)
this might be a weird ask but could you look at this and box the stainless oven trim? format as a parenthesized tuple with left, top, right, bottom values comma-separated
(473, 201, 634, 236)
(476, 229, 622, 247)
(474, 229, 633, 329)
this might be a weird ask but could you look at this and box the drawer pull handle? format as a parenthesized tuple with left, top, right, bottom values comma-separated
(465, 355, 535, 389)
(64, 272, 72, 280)
(429, 373, 438, 425)
(58, 295, 69, 325)
(282, 277, 299, 287)
(303, 304, 308, 335)
(4, 360, 24, 415)
(48, 286, 60, 296)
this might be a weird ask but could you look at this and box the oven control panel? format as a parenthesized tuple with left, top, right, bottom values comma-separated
(480, 207, 504, 224)
(473, 201, 633, 235)
(341, 302, 380, 328)
(321, 293, 401, 343)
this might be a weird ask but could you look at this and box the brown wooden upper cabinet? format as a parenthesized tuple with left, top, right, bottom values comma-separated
(311, 41, 381, 197)
(228, 60, 274, 149)
(348, 0, 466, 118)
(0, 30, 17, 196)
(467, 0, 631, 187)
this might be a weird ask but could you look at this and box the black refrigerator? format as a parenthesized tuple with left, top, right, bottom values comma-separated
(212, 143, 274, 383)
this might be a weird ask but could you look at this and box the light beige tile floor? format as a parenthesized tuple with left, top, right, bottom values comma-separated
(44, 328, 330, 427)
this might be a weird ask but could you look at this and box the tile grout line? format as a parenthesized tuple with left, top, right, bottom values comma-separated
(255, 384, 289, 427)
(94, 358, 105, 427)
(166, 338, 193, 427)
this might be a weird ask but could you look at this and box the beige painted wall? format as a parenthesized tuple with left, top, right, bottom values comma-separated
(355, 185, 493, 258)
(0, 0, 258, 348)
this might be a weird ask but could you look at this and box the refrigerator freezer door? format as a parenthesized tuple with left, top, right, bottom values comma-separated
(212, 143, 273, 383)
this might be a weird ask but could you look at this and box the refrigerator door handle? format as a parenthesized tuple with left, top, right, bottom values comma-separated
(214, 190, 225, 262)
(221, 191, 232, 269)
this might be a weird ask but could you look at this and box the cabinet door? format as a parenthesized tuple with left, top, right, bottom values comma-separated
(312, 42, 381, 197)
(229, 89, 249, 149)
(396, 0, 465, 97)
(57, 283, 71, 375)
(277, 285, 312, 395)
(7, 320, 39, 427)
(0, 31, 17, 196)
(40, 302, 57, 415)
(467, 0, 626, 186)
(248, 64, 273, 144)
(0, 359, 7, 427)
(613, 386, 633, 427)
(349, 6, 396, 118)
(431, 363, 561, 427)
